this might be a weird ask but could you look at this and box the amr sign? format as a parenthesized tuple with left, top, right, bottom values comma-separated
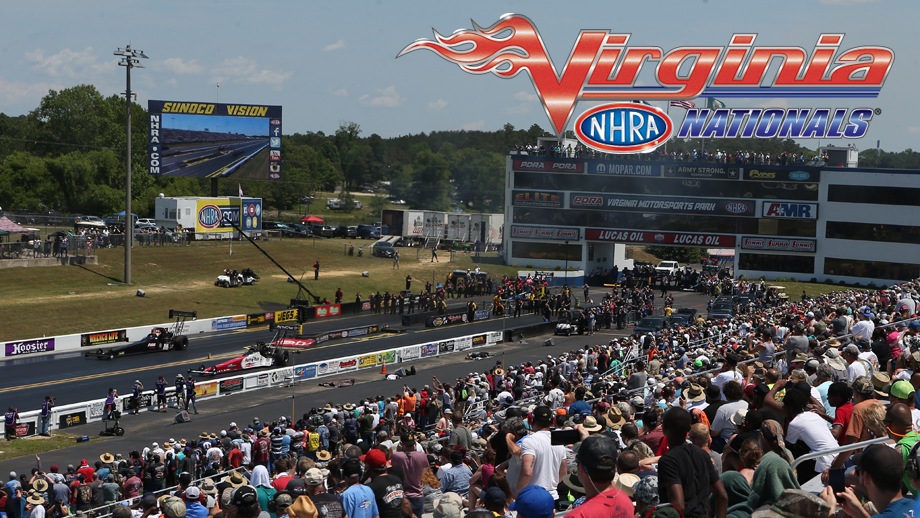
(761, 202, 818, 219)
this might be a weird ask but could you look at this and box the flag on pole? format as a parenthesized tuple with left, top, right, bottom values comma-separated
(630, 99, 653, 106)
(707, 98, 726, 110)
(669, 100, 696, 110)
(238, 184, 244, 197)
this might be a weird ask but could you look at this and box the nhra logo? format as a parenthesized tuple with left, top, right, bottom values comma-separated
(198, 205, 223, 229)
(575, 103, 672, 154)
(724, 202, 750, 214)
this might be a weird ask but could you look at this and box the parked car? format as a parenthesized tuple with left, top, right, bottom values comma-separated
(356, 224, 381, 239)
(311, 224, 334, 238)
(708, 303, 734, 320)
(633, 316, 670, 336)
(135, 218, 157, 227)
(333, 225, 358, 238)
(654, 261, 681, 276)
(372, 241, 396, 258)
(288, 223, 314, 237)
(263, 221, 311, 238)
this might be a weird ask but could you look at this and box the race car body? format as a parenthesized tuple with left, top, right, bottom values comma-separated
(190, 342, 287, 376)
(92, 327, 189, 360)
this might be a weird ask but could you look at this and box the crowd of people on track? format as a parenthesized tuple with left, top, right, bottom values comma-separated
(7, 274, 920, 518)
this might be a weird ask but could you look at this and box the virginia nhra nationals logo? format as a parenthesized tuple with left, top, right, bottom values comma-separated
(400, 14, 893, 153)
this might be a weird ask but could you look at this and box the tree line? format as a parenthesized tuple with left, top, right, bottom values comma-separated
(1, 84, 916, 218)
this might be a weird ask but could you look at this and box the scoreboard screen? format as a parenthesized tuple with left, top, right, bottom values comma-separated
(147, 100, 282, 180)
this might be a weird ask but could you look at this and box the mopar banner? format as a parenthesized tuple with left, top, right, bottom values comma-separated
(294, 365, 317, 379)
(80, 330, 127, 348)
(571, 193, 756, 216)
(58, 411, 87, 429)
(5, 338, 55, 357)
(426, 312, 468, 328)
(585, 159, 661, 177)
(314, 304, 342, 319)
(211, 316, 247, 331)
(219, 377, 244, 394)
(400, 345, 421, 361)
(421, 343, 438, 357)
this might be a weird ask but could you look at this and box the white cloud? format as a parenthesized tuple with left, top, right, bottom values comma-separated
(819, 0, 880, 4)
(332, 88, 349, 97)
(161, 57, 202, 75)
(427, 99, 448, 111)
(907, 127, 920, 135)
(460, 121, 486, 131)
(25, 47, 107, 78)
(0, 77, 59, 106)
(359, 85, 402, 107)
(210, 56, 292, 88)
(505, 90, 539, 115)
(323, 39, 346, 52)
(513, 91, 538, 103)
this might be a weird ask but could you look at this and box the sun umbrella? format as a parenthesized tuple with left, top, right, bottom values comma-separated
(301, 215, 324, 223)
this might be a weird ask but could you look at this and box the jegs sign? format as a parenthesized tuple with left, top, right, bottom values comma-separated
(401, 15, 892, 152)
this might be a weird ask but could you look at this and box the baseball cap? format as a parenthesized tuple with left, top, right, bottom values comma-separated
(184, 486, 201, 501)
(531, 405, 553, 424)
(363, 448, 388, 470)
(891, 380, 916, 400)
(231, 486, 258, 507)
(509, 485, 555, 518)
(304, 468, 325, 486)
(160, 497, 186, 518)
(843, 344, 860, 356)
(852, 377, 874, 397)
(575, 435, 618, 476)
(483, 487, 506, 507)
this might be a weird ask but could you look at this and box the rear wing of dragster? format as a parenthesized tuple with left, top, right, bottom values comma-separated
(220, 215, 323, 304)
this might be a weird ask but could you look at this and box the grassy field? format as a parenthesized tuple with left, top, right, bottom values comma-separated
(0, 237, 520, 342)
(0, 433, 103, 461)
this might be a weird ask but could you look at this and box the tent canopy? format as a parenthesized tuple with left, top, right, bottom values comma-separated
(300, 215, 324, 223)
(0, 216, 29, 233)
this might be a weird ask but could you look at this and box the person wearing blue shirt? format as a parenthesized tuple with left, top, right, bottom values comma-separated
(185, 377, 198, 414)
(341, 459, 379, 518)
(834, 444, 915, 518)
(39, 397, 53, 436)
(568, 387, 592, 416)
(155, 376, 167, 413)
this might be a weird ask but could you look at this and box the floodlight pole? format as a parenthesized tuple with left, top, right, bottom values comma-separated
(115, 44, 147, 284)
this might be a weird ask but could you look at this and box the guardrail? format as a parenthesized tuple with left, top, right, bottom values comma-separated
(12, 330, 505, 438)
(790, 436, 889, 471)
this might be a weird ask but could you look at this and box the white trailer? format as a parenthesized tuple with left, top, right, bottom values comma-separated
(470, 213, 504, 247)
(446, 213, 471, 241)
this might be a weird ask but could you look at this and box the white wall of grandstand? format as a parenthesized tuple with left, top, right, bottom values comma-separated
(503, 143, 920, 286)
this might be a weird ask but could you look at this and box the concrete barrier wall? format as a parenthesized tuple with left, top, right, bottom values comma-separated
(14, 330, 504, 437)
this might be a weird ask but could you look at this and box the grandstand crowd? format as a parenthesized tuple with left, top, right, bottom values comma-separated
(5, 278, 920, 518)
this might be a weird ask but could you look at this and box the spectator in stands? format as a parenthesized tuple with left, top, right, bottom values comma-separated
(516, 406, 566, 499)
(658, 407, 727, 518)
(835, 444, 914, 518)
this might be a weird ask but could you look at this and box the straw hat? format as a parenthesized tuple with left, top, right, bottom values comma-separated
(31, 479, 49, 493)
(316, 450, 332, 462)
(100, 453, 115, 464)
(684, 383, 705, 403)
(582, 416, 603, 433)
(343, 403, 355, 411)
(227, 471, 248, 487)
(606, 406, 625, 431)
(26, 492, 45, 506)
(494, 367, 505, 376)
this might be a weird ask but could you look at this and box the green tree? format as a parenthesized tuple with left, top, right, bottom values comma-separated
(408, 149, 450, 211)
(450, 149, 505, 212)
(0, 152, 58, 210)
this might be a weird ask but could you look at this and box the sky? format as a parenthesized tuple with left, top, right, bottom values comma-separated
(1, 0, 918, 153)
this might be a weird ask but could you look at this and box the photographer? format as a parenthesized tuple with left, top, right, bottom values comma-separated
(39, 397, 54, 437)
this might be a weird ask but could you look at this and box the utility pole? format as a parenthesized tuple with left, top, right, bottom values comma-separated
(114, 45, 148, 284)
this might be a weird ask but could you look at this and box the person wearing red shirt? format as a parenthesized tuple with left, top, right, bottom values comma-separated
(566, 434, 634, 518)
(821, 382, 855, 445)
(227, 443, 244, 469)
(76, 459, 94, 483)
